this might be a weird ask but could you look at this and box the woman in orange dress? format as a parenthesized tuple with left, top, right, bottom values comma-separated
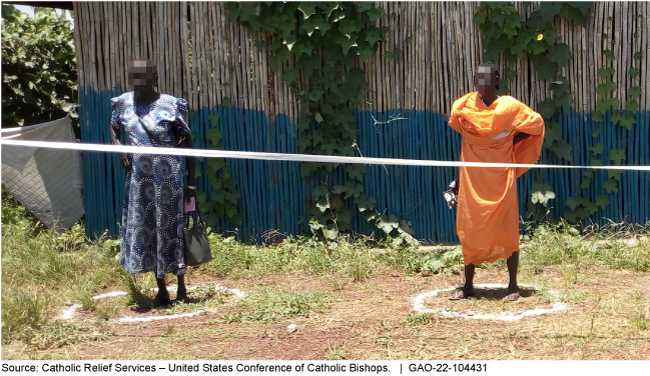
(448, 63, 545, 301)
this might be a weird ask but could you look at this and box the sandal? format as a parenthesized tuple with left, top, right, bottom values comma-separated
(449, 289, 475, 300)
(502, 292, 520, 302)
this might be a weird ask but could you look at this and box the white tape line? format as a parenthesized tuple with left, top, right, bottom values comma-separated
(59, 284, 245, 322)
(412, 284, 568, 322)
(2, 139, 649, 170)
(93, 291, 127, 300)
(118, 310, 207, 323)
(61, 304, 81, 320)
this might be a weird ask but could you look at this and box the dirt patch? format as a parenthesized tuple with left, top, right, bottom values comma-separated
(3, 268, 650, 360)
(420, 285, 559, 317)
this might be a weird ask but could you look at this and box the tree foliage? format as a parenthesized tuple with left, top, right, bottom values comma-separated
(1, 5, 77, 127)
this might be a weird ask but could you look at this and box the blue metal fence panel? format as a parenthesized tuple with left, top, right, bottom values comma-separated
(79, 87, 649, 243)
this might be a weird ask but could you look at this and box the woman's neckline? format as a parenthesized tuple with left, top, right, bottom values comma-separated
(132, 92, 161, 108)
(479, 93, 500, 107)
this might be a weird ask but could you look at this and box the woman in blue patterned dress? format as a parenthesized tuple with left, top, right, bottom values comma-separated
(110, 59, 195, 307)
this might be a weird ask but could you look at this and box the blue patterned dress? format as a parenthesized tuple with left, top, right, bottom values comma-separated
(110, 92, 190, 279)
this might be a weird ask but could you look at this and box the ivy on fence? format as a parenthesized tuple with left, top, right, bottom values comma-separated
(228, 2, 417, 246)
(473, 1, 643, 226)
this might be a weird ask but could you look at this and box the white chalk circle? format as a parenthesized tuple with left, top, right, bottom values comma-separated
(60, 284, 245, 323)
(412, 283, 568, 322)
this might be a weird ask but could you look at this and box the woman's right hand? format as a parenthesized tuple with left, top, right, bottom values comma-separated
(119, 153, 133, 172)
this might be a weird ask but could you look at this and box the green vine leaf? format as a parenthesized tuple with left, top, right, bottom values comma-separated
(322, 225, 339, 240)
(338, 18, 362, 35)
(633, 51, 642, 60)
(591, 129, 601, 137)
(559, 4, 590, 25)
(588, 143, 603, 156)
(603, 49, 615, 60)
(537, 98, 557, 119)
(544, 121, 562, 148)
(208, 113, 220, 127)
(539, 2, 562, 22)
(619, 115, 636, 131)
(316, 200, 331, 213)
(346, 164, 365, 180)
(503, 67, 518, 81)
(570, 2, 595, 16)
(566, 196, 581, 211)
(628, 67, 639, 78)
(596, 98, 619, 115)
(230, 2, 419, 245)
(206, 129, 222, 147)
(531, 178, 555, 205)
(365, 30, 383, 47)
(550, 43, 572, 65)
(609, 149, 626, 165)
(554, 93, 573, 111)
(596, 81, 616, 97)
(313, 185, 328, 199)
(533, 57, 557, 80)
(580, 170, 594, 189)
(283, 67, 299, 83)
(598, 67, 615, 79)
(549, 139, 572, 161)
(604, 177, 619, 193)
(356, 194, 376, 212)
(528, 40, 548, 56)
(625, 100, 639, 113)
(608, 169, 623, 181)
(591, 111, 603, 123)
(298, 3, 317, 19)
(628, 86, 642, 97)
(596, 195, 609, 209)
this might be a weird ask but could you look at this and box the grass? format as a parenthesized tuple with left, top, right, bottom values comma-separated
(1, 189, 123, 346)
(402, 312, 435, 326)
(325, 344, 348, 360)
(223, 288, 330, 323)
(2, 188, 650, 360)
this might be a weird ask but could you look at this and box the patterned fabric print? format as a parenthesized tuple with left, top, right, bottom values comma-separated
(111, 92, 190, 279)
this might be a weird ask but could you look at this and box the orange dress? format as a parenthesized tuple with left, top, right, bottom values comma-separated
(449, 92, 545, 266)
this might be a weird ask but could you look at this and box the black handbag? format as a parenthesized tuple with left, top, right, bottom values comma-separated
(443, 178, 459, 209)
(183, 209, 212, 266)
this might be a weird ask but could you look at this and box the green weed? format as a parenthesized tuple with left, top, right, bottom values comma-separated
(1, 289, 48, 342)
(121, 272, 151, 308)
(94, 299, 124, 320)
(226, 288, 330, 322)
(401, 313, 434, 327)
(523, 222, 650, 273)
(2, 190, 122, 344)
(22, 321, 83, 350)
(325, 345, 348, 360)
(386, 246, 463, 275)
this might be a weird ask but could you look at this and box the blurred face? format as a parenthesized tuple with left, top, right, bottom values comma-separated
(128, 60, 157, 92)
(475, 66, 498, 93)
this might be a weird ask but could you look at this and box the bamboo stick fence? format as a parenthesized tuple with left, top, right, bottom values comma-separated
(74, 2, 649, 113)
(72, 2, 649, 242)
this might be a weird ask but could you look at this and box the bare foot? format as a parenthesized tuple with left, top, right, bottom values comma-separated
(176, 286, 187, 303)
(151, 291, 171, 307)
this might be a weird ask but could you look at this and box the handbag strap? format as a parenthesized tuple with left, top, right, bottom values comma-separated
(185, 203, 204, 226)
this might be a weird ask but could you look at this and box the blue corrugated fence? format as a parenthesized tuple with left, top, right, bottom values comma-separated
(79, 87, 650, 242)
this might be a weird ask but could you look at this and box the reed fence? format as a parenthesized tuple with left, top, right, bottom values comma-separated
(72, 2, 649, 242)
